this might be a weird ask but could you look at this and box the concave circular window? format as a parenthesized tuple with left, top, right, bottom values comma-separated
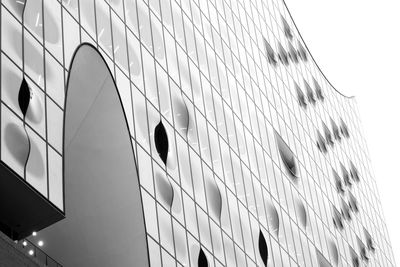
(340, 118, 350, 138)
(328, 239, 339, 266)
(281, 15, 293, 40)
(298, 41, 308, 61)
(350, 162, 360, 182)
(295, 197, 308, 228)
(331, 118, 341, 141)
(313, 78, 324, 101)
(323, 122, 333, 146)
(274, 131, 298, 178)
(332, 169, 344, 194)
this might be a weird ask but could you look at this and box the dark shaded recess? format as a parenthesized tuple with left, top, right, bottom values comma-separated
(341, 198, 351, 221)
(154, 121, 169, 165)
(198, 248, 208, 267)
(275, 132, 298, 178)
(281, 15, 293, 39)
(323, 122, 333, 146)
(304, 79, 316, 104)
(364, 230, 375, 252)
(258, 230, 269, 266)
(314, 78, 324, 101)
(331, 119, 341, 140)
(340, 119, 350, 138)
(332, 206, 344, 230)
(18, 78, 31, 117)
(298, 41, 308, 61)
(341, 164, 352, 187)
(316, 130, 327, 153)
(288, 42, 298, 63)
(295, 83, 307, 108)
(263, 38, 277, 66)
(278, 42, 289, 65)
(349, 193, 359, 213)
(332, 169, 344, 194)
(350, 162, 360, 182)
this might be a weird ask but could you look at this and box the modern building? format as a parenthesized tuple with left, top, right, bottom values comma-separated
(0, 0, 396, 266)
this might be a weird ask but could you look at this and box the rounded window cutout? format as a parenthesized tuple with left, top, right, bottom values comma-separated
(298, 41, 308, 61)
(328, 239, 339, 266)
(154, 121, 169, 165)
(198, 248, 208, 267)
(258, 230, 269, 266)
(316, 130, 327, 153)
(266, 201, 280, 237)
(275, 132, 298, 178)
(295, 198, 308, 229)
(281, 16, 293, 40)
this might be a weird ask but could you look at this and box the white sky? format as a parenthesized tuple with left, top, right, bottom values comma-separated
(284, 0, 400, 263)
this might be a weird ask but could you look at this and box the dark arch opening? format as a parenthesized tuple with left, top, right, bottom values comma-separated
(32, 44, 149, 266)
(258, 230, 269, 266)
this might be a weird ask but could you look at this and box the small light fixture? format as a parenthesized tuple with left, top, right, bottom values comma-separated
(28, 249, 34, 256)
(22, 240, 27, 247)
(32, 231, 37, 236)
(38, 240, 44, 247)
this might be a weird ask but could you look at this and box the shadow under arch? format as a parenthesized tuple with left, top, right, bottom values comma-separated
(34, 43, 149, 267)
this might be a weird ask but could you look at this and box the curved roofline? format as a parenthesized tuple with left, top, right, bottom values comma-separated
(282, 0, 355, 99)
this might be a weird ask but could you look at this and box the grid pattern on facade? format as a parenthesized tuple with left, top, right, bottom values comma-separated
(0, 0, 395, 266)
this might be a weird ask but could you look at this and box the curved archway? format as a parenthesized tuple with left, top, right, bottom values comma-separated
(34, 44, 149, 266)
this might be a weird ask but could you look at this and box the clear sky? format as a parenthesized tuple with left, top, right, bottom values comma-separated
(284, 0, 400, 263)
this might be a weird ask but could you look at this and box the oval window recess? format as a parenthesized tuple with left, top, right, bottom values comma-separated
(295, 198, 307, 228)
(316, 249, 332, 267)
(332, 206, 344, 230)
(263, 38, 277, 66)
(341, 198, 351, 221)
(266, 202, 279, 237)
(364, 229, 375, 252)
(298, 41, 308, 61)
(281, 15, 293, 39)
(349, 193, 359, 213)
(328, 239, 339, 266)
(155, 170, 174, 208)
(323, 122, 333, 146)
(349, 246, 360, 267)
(350, 162, 360, 182)
(278, 42, 289, 65)
(4, 123, 30, 167)
(304, 79, 316, 105)
(173, 94, 189, 136)
(340, 119, 350, 138)
(331, 118, 341, 141)
(18, 78, 31, 117)
(295, 83, 307, 108)
(316, 130, 327, 153)
(288, 42, 298, 63)
(198, 248, 208, 267)
(332, 169, 345, 194)
(341, 164, 352, 187)
(313, 78, 324, 101)
(274, 132, 298, 178)
(205, 178, 222, 222)
(258, 230, 269, 266)
(357, 237, 369, 262)
(154, 121, 169, 165)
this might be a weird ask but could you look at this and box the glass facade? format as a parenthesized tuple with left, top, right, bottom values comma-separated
(0, 0, 395, 266)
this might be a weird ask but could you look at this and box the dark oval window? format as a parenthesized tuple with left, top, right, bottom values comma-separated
(281, 15, 293, 40)
(198, 248, 208, 267)
(258, 230, 268, 266)
(18, 78, 31, 117)
(313, 78, 324, 101)
(316, 130, 327, 153)
(275, 131, 298, 178)
(154, 121, 169, 165)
